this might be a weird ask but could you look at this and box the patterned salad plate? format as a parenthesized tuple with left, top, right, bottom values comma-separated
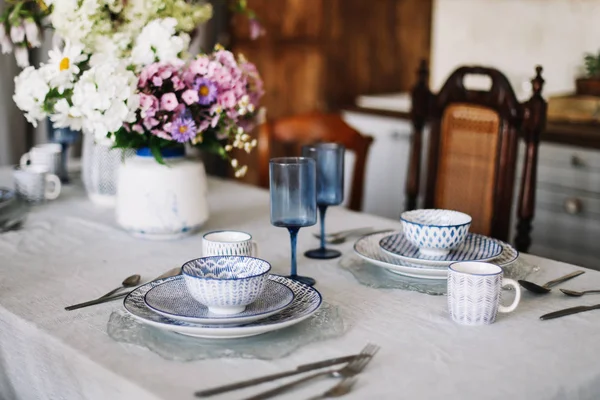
(124, 275, 322, 339)
(354, 232, 518, 280)
(379, 232, 503, 267)
(144, 275, 295, 325)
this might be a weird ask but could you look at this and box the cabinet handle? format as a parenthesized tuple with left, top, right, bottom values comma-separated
(391, 131, 403, 140)
(571, 155, 586, 168)
(563, 198, 583, 215)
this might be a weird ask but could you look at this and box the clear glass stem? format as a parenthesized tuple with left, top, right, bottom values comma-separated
(318, 204, 328, 250)
(287, 227, 300, 276)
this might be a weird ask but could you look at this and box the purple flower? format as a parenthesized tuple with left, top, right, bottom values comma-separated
(193, 78, 218, 106)
(170, 115, 197, 143)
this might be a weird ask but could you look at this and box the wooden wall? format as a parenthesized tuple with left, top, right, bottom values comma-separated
(225, 0, 432, 183)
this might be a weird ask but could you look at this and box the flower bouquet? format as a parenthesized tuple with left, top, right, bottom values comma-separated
(8, 0, 265, 237)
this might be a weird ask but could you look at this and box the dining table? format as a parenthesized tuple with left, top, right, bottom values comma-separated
(1, 165, 600, 400)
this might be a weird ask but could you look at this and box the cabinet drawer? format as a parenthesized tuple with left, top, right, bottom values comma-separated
(537, 142, 600, 171)
(535, 185, 600, 219)
(516, 142, 600, 194)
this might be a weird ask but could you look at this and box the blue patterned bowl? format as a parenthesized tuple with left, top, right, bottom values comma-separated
(400, 209, 472, 257)
(182, 256, 271, 315)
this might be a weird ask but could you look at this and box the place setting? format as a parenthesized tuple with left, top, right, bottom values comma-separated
(341, 208, 534, 294)
(95, 228, 348, 363)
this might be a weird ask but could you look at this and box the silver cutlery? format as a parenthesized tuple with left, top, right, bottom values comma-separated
(307, 377, 357, 400)
(540, 303, 600, 320)
(242, 343, 379, 400)
(518, 270, 585, 294)
(65, 267, 180, 311)
(98, 274, 141, 299)
(320, 229, 395, 245)
(195, 353, 371, 397)
(560, 289, 600, 297)
(314, 227, 373, 239)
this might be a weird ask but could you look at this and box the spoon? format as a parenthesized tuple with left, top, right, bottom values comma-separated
(518, 270, 585, 294)
(560, 288, 600, 297)
(98, 274, 141, 299)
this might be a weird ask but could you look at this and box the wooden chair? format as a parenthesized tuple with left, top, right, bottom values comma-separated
(405, 61, 547, 252)
(258, 113, 374, 211)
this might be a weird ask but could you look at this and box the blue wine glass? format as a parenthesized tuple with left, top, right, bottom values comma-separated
(270, 157, 317, 286)
(302, 143, 345, 260)
(47, 119, 81, 183)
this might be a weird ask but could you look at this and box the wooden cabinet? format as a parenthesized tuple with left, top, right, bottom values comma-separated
(511, 142, 600, 269)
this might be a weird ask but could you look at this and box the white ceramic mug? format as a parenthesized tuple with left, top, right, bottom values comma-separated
(202, 231, 258, 257)
(20, 144, 62, 175)
(448, 261, 521, 325)
(13, 165, 61, 203)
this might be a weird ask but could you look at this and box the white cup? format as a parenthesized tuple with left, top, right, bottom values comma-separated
(448, 261, 521, 325)
(13, 165, 62, 203)
(20, 144, 62, 175)
(202, 231, 258, 257)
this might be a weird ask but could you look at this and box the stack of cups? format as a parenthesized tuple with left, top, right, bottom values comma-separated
(16, 144, 63, 203)
(20, 144, 63, 177)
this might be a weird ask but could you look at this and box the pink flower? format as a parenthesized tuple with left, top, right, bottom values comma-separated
(213, 67, 232, 87)
(171, 76, 185, 91)
(218, 90, 237, 109)
(163, 122, 173, 132)
(161, 93, 178, 111)
(152, 130, 173, 141)
(152, 76, 163, 87)
(182, 89, 199, 105)
(189, 56, 210, 76)
(214, 50, 237, 68)
(132, 124, 144, 134)
(160, 68, 173, 79)
(211, 114, 220, 128)
(139, 63, 160, 86)
(139, 94, 159, 118)
(249, 18, 266, 40)
(197, 119, 210, 132)
(143, 117, 160, 130)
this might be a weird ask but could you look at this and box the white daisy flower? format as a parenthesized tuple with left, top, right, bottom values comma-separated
(47, 41, 88, 93)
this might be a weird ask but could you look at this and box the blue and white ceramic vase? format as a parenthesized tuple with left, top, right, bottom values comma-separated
(82, 134, 132, 207)
(115, 147, 209, 240)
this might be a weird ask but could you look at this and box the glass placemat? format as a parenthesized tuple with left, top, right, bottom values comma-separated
(339, 254, 538, 295)
(107, 302, 346, 361)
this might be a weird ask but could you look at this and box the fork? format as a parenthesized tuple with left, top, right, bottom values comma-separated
(242, 343, 379, 400)
(307, 377, 357, 400)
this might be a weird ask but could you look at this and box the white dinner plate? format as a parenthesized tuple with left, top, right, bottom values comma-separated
(354, 232, 519, 280)
(124, 275, 322, 339)
(379, 233, 503, 267)
(354, 232, 448, 280)
(144, 275, 295, 325)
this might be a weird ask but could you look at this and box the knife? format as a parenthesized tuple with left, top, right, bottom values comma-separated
(65, 267, 181, 311)
(195, 353, 369, 397)
(540, 304, 600, 320)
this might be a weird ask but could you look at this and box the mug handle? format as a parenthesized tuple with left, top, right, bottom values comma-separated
(498, 278, 521, 313)
(20, 153, 30, 166)
(45, 174, 62, 200)
(252, 241, 259, 257)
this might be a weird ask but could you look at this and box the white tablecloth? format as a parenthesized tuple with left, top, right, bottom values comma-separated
(1, 168, 600, 400)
